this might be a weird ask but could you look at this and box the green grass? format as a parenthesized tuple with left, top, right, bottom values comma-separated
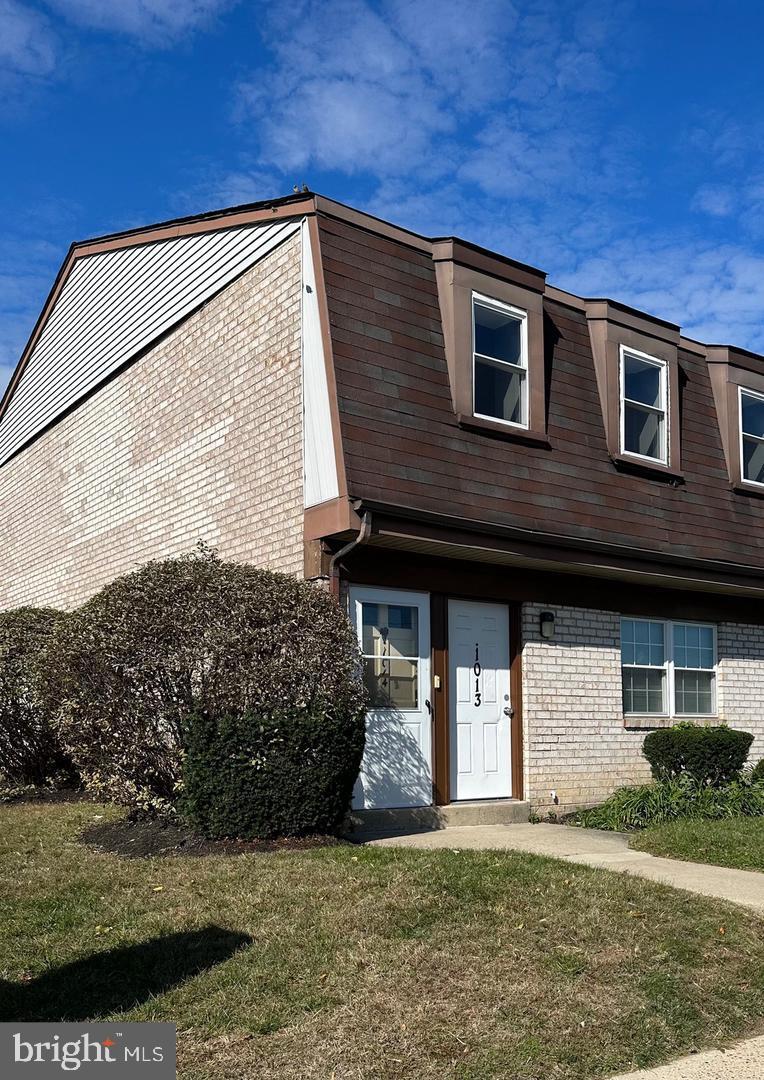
(2, 803, 764, 1079)
(633, 817, 764, 872)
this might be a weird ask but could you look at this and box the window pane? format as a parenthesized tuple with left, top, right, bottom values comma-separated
(363, 657, 418, 710)
(743, 435, 764, 484)
(620, 618, 635, 665)
(624, 354, 663, 408)
(741, 391, 764, 438)
(474, 301, 523, 365)
(674, 670, 714, 715)
(623, 667, 666, 714)
(674, 623, 715, 670)
(475, 357, 525, 424)
(361, 602, 418, 659)
(624, 402, 664, 460)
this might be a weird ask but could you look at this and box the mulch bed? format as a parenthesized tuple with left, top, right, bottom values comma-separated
(81, 816, 348, 858)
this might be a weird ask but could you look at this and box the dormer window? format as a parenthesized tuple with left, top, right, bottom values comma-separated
(620, 346, 668, 464)
(433, 239, 548, 445)
(740, 387, 764, 486)
(707, 347, 764, 493)
(472, 293, 528, 428)
(586, 300, 681, 479)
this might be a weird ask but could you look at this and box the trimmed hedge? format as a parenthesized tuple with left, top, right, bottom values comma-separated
(46, 545, 367, 818)
(0, 607, 76, 786)
(643, 723, 753, 787)
(181, 706, 366, 838)
(752, 759, 764, 784)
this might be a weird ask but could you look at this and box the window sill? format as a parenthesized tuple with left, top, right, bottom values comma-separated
(732, 480, 764, 499)
(610, 453, 684, 484)
(458, 413, 551, 447)
(624, 715, 718, 731)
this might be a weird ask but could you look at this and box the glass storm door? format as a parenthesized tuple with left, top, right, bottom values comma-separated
(350, 588, 432, 810)
(448, 599, 511, 801)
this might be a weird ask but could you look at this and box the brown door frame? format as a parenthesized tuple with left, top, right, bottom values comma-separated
(430, 593, 524, 805)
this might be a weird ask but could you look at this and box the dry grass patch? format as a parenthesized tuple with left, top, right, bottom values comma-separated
(1, 802, 764, 1080)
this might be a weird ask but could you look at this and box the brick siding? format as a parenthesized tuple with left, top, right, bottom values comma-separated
(0, 232, 303, 611)
(717, 622, 764, 765)
(522, 602, 764, 814)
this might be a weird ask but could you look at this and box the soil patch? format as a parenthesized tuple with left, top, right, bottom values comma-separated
(81, 816, 348, 858)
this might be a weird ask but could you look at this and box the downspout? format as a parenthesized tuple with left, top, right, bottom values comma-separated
(329, 508, 372, 600)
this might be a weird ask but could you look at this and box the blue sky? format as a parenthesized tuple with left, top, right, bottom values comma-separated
(3, 0, 764, 396)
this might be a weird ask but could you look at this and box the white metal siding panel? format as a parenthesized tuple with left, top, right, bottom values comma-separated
(301, 219, 339, 507)
(0, 218, 301, 466)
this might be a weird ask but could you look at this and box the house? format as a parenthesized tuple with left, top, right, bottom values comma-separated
(3, 191, 764, 822)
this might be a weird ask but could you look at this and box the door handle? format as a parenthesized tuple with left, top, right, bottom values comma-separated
(504, 706, 514, 717)
(425, 699, 432, 715)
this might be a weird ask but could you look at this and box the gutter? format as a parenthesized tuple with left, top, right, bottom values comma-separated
(328, 508, 373, 599)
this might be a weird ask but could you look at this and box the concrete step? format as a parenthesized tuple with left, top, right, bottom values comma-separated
(346, 799, 530, 841)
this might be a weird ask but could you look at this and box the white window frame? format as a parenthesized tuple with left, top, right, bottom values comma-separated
(621, 617, 718, 719)
(619, 345, 669, 465)
(472, 291, 529, 430)
(739, 385, 764, 489)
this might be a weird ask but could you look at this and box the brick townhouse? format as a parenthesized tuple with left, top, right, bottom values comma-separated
(3, 191, 764, 822)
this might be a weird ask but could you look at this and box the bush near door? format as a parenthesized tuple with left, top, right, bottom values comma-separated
(0, 607, 76, 787)
(46, 545, 367, 823)
(181, 704, 366, 838)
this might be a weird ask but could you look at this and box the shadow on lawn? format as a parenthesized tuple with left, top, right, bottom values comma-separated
(0, 926, 251, 1022)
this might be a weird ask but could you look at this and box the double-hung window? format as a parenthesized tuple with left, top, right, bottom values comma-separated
(621, 617, 716, 718)
(472, 292, 529, 428)
(740, 386, 764, 486)
(619, 346, 668, 464)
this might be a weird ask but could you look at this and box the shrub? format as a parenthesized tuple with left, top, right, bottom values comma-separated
(181, 704, 365, 838)
(46, 545, 366, 819)
(642, 722, 753, 786)
(0, 607, 76, 786)
(752, 759, 764, 785)
(576, 774, 764, 831)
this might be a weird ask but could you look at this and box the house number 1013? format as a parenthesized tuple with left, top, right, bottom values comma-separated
(473, 643, 482, 707)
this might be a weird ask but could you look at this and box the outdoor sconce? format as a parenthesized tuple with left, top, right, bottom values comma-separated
(539, 611, 555, 640)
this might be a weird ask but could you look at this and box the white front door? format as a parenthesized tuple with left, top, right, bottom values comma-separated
(350, 587, 432, 810)
(448, 599, 511, 801)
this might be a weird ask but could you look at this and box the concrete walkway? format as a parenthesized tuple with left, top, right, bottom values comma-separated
(609, 1034, 764, 1079)
(369, 822, 764, 913)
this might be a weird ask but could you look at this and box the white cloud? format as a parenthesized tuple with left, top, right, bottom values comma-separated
(239, 0, 626, 199)
(0, 0, 56, 77)
(44, 0, 233, 43)
(560, 237, 764, 352)
(692, 184, 735, 218)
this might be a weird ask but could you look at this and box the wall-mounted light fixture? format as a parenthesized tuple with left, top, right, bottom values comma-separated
(539, 610, 555, 640)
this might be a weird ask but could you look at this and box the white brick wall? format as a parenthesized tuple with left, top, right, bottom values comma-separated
(522, 602, 764, 813)
(0, 232, 304, 611)
(718, 622, 764, 766)
(522, 603, 651, 814)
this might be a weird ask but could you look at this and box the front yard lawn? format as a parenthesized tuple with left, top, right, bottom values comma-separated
(3, 802, 764, 1080)
(632, 817, 764, 873)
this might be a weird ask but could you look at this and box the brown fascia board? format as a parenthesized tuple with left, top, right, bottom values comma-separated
(432, 237, 546, 293)
(349, 498, 764, 596)
(313, 194, 432, 253)
(584, 298, 680, 345)
(706, 343, 764, 375)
